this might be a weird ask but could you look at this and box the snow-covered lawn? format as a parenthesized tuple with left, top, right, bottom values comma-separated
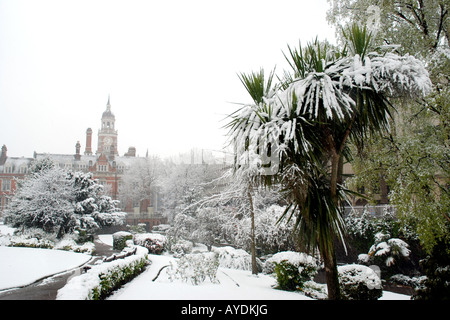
(0, 246, 91, 291)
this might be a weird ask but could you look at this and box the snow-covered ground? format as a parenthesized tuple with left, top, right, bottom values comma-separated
(107, 252, 410, 300)
(0, 246, 91, 291)
(98, 234, 113, 246)
(0, 230, 411, 300)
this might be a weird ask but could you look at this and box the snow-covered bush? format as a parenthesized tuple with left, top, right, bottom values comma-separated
(133, 233, 166, 254)
(54, 237, 95, 254)
(338, 264, 382, 300)
(389, 274, 427, 290)
(57, 246, 148, 300)
(112, 231, 133, 251)
(212, 246, 262, 271)
(264, 251, 319, 291)
(127, 223, 147, 234)
(170, 239, 194, 258)
(152, 224, 170, 234)
(366, 232, 411, 267)
(263, 251, 319, 274)
(167, 252, 219, 285)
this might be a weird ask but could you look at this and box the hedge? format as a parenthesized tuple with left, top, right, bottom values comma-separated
(56, 246, 148, 300)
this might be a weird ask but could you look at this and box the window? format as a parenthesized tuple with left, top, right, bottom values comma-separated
(3, 165, 12, 174)
(97, 164, 108, 172)
(1, 196, 10, 210)
(1, 179, 11, 191)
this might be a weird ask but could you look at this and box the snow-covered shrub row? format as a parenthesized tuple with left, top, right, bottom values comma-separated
(167, 252, 219, 285)
(211, 246, 262, 271)
(8, 236, 54, 249)
(338, 264, 382, 300)
(2, 228, 95, 254)
(133, 233, 166, 255)
(54, 238, 95, 254)
(56, 246, 148, 300)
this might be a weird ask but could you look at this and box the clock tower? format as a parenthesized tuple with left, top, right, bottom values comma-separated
(97, 95, 118, 158)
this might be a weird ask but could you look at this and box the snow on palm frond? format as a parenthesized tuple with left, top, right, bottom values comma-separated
(275, 71, 355, 121)
(370, 52, 432, 98)
(274, 50, 432, 126)
(336, 51, 432, 98)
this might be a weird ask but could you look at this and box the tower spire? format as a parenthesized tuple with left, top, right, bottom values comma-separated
(107, 94, 111, 111)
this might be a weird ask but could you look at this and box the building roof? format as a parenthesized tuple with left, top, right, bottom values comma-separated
(0, 157, 33, 174)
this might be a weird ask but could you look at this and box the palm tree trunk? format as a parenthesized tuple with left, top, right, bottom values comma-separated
(330, 152, 340, 206)
(326, 150, 342, 299)
(322, 242, 341, 300)
(247, 185, 258, 275)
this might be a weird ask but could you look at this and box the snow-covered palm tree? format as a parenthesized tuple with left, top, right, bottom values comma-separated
(227, 24, 431, 299)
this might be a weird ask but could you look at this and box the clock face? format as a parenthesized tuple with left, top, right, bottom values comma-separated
(104, 137, 112, 146)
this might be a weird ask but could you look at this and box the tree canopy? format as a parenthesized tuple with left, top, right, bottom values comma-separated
(4, 158, 126, 239)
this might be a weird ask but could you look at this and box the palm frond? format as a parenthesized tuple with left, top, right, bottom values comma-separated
(342, 23, 372, 59)
(238, 67, 276, 105)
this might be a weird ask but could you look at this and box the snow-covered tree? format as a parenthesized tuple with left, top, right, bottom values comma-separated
(5, 166, 75, 238)
(119, 155, 163, 212)
(4, 162, 125, 239)
(159, 162, 224, 221)
(227, 24, 431, 299)
(70, 171, 125, 231)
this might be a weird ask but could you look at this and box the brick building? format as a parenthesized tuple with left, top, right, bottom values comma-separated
(0, 96, 166, 230)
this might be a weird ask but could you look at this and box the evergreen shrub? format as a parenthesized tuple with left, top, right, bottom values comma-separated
(133, 233, 166, 254)
(112, 231, 133, 250)
(274, 260, 317, 291)
(264, 251, 319, 291)
(338, 264, 383, 300)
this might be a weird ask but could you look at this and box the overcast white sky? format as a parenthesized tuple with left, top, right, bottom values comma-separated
(0, 0, 336, 159)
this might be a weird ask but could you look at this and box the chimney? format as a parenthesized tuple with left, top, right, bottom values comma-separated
(84, 128, 93, 155)
(0, 145, 7, 165)
(75, 141, 81, 161)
